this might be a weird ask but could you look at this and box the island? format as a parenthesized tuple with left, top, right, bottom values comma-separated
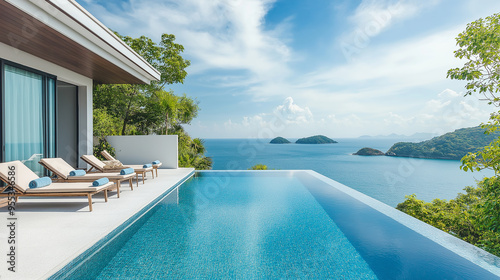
(296, 135, 337, 144)
(353, 147, 385, 156)
(270, 137, 291, 144)
(385, 126, 499, 160)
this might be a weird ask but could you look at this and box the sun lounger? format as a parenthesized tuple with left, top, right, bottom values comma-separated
(39, 158, 136, 197)
(0, 161, 114, 211)
(101, 150, 163, 177)
(82, 154, 154, 184)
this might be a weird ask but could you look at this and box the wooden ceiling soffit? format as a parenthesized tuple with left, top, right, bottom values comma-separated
(0, 1, 145, 84)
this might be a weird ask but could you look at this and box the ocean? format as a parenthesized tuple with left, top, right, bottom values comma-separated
(203, 138, 493, 207)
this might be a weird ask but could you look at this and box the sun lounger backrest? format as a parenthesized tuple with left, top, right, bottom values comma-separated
(101, 150, 116, 161)
(81, 155, 106, 171)
(0, 161, 38, 192)
(39, 158, 75, 180)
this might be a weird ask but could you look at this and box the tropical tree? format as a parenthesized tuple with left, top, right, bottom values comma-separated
(450, 13, 500, 255)
(446, 13, 500, 174)
(447, 13, 500, 106)
(92, 32, 211, 169)
(175, 126, 212, 170)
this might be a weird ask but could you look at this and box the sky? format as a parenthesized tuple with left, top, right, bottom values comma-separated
(77, 0, 500, 139)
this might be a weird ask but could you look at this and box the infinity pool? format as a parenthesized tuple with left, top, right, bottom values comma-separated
(51, 171, 500, 279)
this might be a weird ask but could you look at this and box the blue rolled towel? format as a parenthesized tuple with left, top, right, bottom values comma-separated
(152, 160, 161, 165)
(92, 177, 109, 187)
(29, 177, 52, 189)
(143, 163, 152, 168)
(69, 169, 86, 176)
(120, 168, 134, 175)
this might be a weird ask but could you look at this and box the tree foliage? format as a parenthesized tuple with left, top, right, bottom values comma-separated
(92, 32, 210, 169)
(448, 13, 500, 175)
(93, 33, 195, 135)
(248, 164, 268, 170)
(93, 138, 116, 161)
(174, 126, 212, 170)
(397, 178, 500, 257)
(461, 113, 500, 174)
(398, 13, 500, 258)
(447, 13, 500, 106)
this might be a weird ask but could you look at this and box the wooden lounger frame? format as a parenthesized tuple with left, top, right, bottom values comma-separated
(82, 155, 153, 185)
(0, 179, 113, 212)
(100, 150, 162, 177)
(38, 161, 134, 197)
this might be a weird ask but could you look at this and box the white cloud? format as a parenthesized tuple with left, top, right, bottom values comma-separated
(340, 0, 440, 60)
(310, 27, 459, 89)
(273, 97, 313, 124)
(382, 89, 491, 135)
(205, 97, 315, 138)
(83, 0, 291, 82)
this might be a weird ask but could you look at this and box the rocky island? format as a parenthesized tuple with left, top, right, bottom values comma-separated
(296, 135, 337, 144)
(353, 147, 385, 156)
(270, 137, 291, 144)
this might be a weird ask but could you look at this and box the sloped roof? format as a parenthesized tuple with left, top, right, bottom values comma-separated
(0, 0, 160, 84)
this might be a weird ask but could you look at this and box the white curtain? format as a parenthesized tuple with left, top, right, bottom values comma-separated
(4, 65, 44, 175)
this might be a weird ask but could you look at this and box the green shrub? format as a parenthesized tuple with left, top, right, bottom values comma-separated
(93, 138, 116, 161)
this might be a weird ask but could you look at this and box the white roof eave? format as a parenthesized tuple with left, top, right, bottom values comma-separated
(7, 0, 161, 84)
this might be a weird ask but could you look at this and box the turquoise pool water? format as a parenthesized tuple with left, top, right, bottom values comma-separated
(51, 171, 500, 279)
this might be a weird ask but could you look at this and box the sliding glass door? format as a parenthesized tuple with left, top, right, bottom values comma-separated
(2, 63, 56, 176)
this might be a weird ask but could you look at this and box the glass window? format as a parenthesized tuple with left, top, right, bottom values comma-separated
(47, 77, 56, 159)
(3, 64, 56, 176)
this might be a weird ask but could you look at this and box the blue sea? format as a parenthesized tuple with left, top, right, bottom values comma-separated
(203, 138, 493, 207)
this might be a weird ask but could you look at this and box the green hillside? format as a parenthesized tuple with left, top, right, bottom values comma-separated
(386, 126, 499, 160)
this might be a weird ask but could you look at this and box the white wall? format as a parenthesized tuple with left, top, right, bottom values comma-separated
(106, 135, 178, 169)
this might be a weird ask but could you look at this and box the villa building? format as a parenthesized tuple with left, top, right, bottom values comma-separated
(0, 0, 160, 175)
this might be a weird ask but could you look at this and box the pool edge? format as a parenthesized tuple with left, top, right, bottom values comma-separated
(45, 169, 195, 280)
(302, 169, 500, 276)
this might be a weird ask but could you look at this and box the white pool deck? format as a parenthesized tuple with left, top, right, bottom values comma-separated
(0, 168, 194, 280)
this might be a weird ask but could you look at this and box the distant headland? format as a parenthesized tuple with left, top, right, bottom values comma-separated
(270, 135, 338, 144)
(353, 126, 498, 160)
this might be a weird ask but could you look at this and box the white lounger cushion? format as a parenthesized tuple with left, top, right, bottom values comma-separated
(65, 172, 135, 180)
(39, 158, 75, 179)
(39, 158, 135, 180)
(81, 155, 106, 171)
(25, 182, 113, 193)
(0, 160, 38, 192)
(0, 161, 114, 193)
(120, 165, 153, 172)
